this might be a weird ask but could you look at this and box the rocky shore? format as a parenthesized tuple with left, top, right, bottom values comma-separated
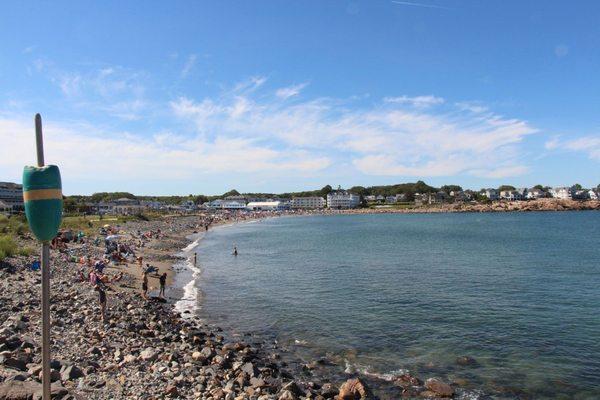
(0, 214, 489, 399)
(337, 198, 600, 214)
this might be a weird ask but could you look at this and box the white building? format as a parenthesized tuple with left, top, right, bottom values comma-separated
(0, 200, 11, 214)
(589, 190, 598, 200)
(526, 188, 546, 199)
(206, 199, 245, 210)
(290, 197, 326, 209)
(246, 201, 290, 211)
(549, 187, 572, 200)
(0, 182, 24, 212)
(364, 195, 376, 202)
(482, 189, 499, 201)
(112, 198, 144, 215)
(500, 190, 523, 201)
(326, 191, 361, 209)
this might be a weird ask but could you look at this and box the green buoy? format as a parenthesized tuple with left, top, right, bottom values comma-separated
(23, 165, 63, 242)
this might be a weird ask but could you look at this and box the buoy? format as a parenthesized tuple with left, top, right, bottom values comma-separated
(22, 165, 63, 242)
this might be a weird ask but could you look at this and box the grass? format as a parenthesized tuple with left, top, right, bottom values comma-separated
(0, 235, 17, 261)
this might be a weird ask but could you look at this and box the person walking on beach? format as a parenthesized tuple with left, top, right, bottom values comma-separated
(159, 272, 167, 298)
(95, 283, 107, 322)
(142, 272, 149, 299)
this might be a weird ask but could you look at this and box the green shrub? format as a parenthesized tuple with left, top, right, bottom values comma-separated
(0, 236, 17, 260)
(18, 247, 35, 257)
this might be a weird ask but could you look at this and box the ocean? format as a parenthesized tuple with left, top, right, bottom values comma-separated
(181, 212, 600, 399)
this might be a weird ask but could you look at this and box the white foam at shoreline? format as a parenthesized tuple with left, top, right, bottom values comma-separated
(174, 234, 204, 316)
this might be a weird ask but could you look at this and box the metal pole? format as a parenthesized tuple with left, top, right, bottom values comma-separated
(35, 114, 51, 400)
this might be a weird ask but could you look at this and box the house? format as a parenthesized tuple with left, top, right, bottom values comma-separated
(482, 189, 499, 201)
(246, 201, 290, 211)
(375, 195, 385, 202)
(326, 191, 361, 209)
(112, 198, 144, 215)
(0, 182, 24, 212)
(526, 188, 546, 199)
(0, 200, 11, 214)
(500, 190, 523, 201)
(414, 192, 448, 205)
(181, 200, 197, 211)
(290, 197, 326, 209)
(207, 200, 247, 210)
(589, 190, 598, 200)
(549, 187, 572, 200)
(572, 190, 590, 200)
(385, 195, 397, 204)
(364, 195, 376, 202)
(224, 195, 248, 203)
(451, 191, 470, 202)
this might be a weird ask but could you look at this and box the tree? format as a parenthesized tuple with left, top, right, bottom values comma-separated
(533, 184, 544, 190)
(222, 189, 240, 198)
(349, 186, 367, 196)
(441, 185, 462, 194)
(319, 185, 333, 196)
(572, 183, 583, 190)
(498, 185, 516, 192)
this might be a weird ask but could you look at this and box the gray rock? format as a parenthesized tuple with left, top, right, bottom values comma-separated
(60, 365, 84, 381)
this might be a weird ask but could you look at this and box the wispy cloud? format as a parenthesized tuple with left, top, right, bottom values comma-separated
(2, 71, 537, 190)
(391, 1, 450, 10)
(38, 63, 149, 120)
(181, 54, 197, 78)
(384, 95, 444, 108)
(546, 135, 600, 161)
(170, 80, 536, 179)
(276, 83, 309, 99)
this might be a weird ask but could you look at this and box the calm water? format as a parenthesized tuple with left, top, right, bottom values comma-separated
(191, 212, 600, 399)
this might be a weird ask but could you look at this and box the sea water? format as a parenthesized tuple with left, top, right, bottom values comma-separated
(188, 212, 600, 398)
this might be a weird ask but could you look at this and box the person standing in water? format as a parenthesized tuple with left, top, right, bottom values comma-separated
(233, 245, 238, 256)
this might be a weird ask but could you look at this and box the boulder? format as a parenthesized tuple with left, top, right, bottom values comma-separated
(60, 365, 84, 381)
(2, 357, 28, 371)
(424, 378, 454, 397)
(337, 378, 371, 400)
(455, 356, 477, 366)
(139, 348, 157, 362)
(278, 390, 297, 400)
(240, 362, 259, 377)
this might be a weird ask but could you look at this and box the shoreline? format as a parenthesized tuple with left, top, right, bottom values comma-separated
(1, 210, 598, 398)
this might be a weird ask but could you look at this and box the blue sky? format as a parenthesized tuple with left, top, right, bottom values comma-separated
(1, 0, 599, 195)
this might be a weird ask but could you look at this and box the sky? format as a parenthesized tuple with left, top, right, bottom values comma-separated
(1, 0, 599, 196)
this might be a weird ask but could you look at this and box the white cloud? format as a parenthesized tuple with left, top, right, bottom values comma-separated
(181, 54, 197, 78)
(44, 65, 148, 120)
(1, 75, 537, 192)
(171, 84, 536, 179)
(383, 95, 444, 108)
(0, 116, 332, 193)
(275, 83, 308, 99)
(546, 135, 600, 161)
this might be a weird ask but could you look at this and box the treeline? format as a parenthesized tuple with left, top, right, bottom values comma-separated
(65, 181, 600, 206)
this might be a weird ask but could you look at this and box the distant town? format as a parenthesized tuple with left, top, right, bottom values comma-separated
(2, 180, 599, 216)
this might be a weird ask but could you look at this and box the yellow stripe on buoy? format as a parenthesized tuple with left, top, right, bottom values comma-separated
(23, 189, 63, 202)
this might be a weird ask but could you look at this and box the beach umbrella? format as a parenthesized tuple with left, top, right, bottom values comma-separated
(22, 114, 61, 400)
(105, 234, 123, 241)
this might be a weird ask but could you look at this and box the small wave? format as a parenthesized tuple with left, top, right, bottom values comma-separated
(181, 234, 203, 252)
(294, 339, 309, 346)
(344, 360, 408, 382)
(174, 257, 202, 316)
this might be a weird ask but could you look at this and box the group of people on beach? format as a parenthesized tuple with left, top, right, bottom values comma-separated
(51, 223, 172, 324)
